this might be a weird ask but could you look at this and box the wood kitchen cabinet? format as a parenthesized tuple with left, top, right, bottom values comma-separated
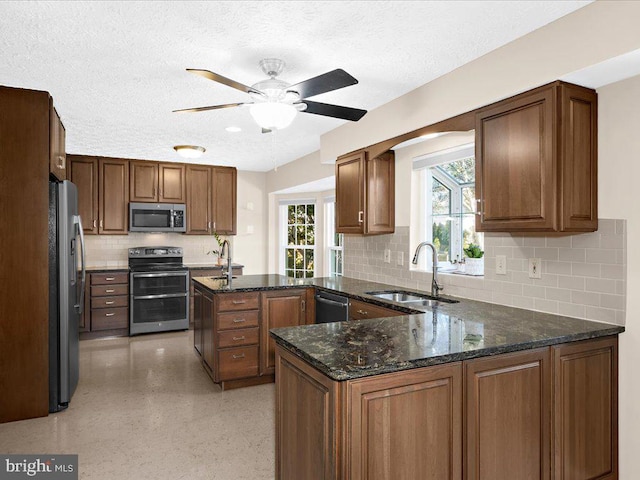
(49, 98, 66, 181)
(348, 298, 406, 321)
(464, 348, 551, 480)
(260, 289, 307, 376)
(130, 161, 186, 203)
(189, 266, 244, 325)
(80, 271, 129, 339)
(185, 165, 237, 235)
(475, 81, 597, 232)
(99, 157, 129, 234)
(335, 151, 394, 235)
(68, 156, 99, 234)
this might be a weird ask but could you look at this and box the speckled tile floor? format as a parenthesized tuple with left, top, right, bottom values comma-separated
(0, 331, 276, 479)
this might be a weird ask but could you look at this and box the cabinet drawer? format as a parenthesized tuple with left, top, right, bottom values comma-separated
(218, 327, 259, 348)
(91, 307, 128, 331)
(349, 299, 404, 321)
(91, 272, 129, 285)
(91, 284, 128, 297)
(216, 292, 260, 312)
(91, 296, 128, 309)
(217, 310, 259, 330)
(218, 346, 259, 380)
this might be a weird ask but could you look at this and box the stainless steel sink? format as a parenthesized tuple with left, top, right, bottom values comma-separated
(210, 276, 238, 280)
(365, 290, 459, 305)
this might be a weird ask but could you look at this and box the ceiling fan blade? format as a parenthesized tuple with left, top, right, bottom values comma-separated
(301, 100, 367, 122)
(287, 69, 358, 99)
(186, 69, 263, 96)
(172, 103, 247, 113)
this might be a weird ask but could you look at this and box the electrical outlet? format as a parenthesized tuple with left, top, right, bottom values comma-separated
(496, 255, 507, 275)
(528, 258, 542, 279)
(397, 251, 404, 266)
(383, 249, 391, 263)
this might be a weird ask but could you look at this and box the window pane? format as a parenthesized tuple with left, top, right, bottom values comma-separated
(432, 178, 450, 215)
(307, 205, 315, 224)
(295, 249, 304, 268)
(438, 157, 475, 184)
(432, 219, 451, 262)
(296, 225, 306, 245)
(296, 205, 306, 224)
(462, 186, 475, 213)
(286, 249, 294, 269)
(288, 205, 295, 224)
(305, 250, 314, 272)
(306, 225, 315, 245)
(462, 215, 483, 250)
(287, 228, 295, 245)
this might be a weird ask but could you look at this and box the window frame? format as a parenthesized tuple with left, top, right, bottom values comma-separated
(324, 197, 343, 276)
(279, 201, 317, 279)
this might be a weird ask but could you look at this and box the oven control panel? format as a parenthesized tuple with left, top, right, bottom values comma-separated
(128, 247, 183, 258)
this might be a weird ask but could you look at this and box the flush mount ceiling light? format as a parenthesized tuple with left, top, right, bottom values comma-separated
(173, 145, 206, 158)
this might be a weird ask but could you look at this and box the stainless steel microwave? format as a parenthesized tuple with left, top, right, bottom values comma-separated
(129, 203, 186, 233)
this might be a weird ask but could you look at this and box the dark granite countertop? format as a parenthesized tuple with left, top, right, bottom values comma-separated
(186, 263, 244, 270)
(86, 266, 129, 273)
(192, 274, 625, 381)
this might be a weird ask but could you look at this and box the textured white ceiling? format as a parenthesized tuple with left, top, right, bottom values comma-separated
(0, 1, 590, 171)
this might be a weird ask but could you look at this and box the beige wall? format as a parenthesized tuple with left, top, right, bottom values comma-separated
(234, 170, 269, 274)
(266, 150, 334, 193)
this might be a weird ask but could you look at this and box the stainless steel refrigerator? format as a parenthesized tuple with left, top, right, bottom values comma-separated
(49, 180, 86, 412)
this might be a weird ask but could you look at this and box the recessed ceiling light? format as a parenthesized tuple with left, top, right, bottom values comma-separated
(173, 145, 206, 158)
(225, 126, 242, 133)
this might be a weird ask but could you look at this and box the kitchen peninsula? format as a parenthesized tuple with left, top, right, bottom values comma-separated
(192, 274, 623, 480)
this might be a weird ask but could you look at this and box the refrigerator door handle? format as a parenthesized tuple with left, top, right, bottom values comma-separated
(74, 215, 86, 314)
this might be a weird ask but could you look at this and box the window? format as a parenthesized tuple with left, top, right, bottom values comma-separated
(324, 199, 343, 276)
(282, 203, 315, 278)
(412, 142, 483, 273)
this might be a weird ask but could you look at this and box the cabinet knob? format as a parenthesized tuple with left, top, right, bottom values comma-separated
(105, 313, 115, 317)
(105, 301, 115, 305)
(232, 336, 246, 341)
(232, 318, 246, 323)
(357, 309, 369, 316)
(105, 289, 115, 293)
(57, 155, 65, 169)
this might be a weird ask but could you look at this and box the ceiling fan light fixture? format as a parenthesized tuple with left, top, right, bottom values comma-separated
(249, 102, 297, 130)
(173, 145, 206, 158)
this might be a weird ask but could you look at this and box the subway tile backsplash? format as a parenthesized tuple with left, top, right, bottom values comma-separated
(343, 219, 627, 325)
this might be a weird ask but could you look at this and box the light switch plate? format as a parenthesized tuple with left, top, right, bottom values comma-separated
(528, 258, 542, 279)
(496, 255, 507, 275)
(384, 249, 391, 263)
(397, 251, 404, 266)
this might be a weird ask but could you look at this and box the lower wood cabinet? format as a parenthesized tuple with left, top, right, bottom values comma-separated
(275, 336, 618, 480)
(80, 271, 129, 339)
(188, 266, 244, 325)
(348, 298, 405, 321)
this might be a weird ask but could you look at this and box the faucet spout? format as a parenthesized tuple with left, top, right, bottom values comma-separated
(412, 241, 443, 298)
(220, 240, 232, 287)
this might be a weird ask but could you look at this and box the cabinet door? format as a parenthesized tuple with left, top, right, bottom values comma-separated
(552, 337, 617, 480)
(99, 158, 129, 234)
(129, 161, 158, 202)
(49, 100, 67, 181)
(260, 289, 306, 376)
(193, 286, 203, 357)
(366, 151, 395, 235)
(475, 87, 556, 232)
(68, 156, 99, 235)
(349, 299, 404, 321)
(346, 363, 462, 480)
(159, 163, 185, 203)
(202, 290, 215, 376)
(336, 152, 365, 234)
(185, 165, 212, 234)
(464, 348, 550, 480)
(559, 83, 598, 232)
(211, 166, 237, 234)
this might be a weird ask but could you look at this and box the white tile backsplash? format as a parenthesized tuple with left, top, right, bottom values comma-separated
(343, 219, 627, 325)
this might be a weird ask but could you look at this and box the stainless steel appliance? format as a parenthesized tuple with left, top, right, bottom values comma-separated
(49, 180, 86, 413)
(129, 247, 189, 335)
(129, 203, 186, 233)
(315, 291, 349, 323)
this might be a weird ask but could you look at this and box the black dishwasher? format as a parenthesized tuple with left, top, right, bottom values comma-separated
(315, 291, 349, 323)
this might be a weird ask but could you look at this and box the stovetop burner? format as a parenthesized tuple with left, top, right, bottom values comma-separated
(128, 246, 187, 272)
(129, 263, 188, 272)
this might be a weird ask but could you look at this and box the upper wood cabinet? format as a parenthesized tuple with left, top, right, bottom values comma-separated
(130, 161, 185, 203)
(99, 158, 129, 234)
(185, 164, 212, 234)
(336, 150, 395, 235)
(212, 166, 237, 235)
(68, 156, 99, 234)
(475, 81, 597, 233)
(49, 98, 66, 181)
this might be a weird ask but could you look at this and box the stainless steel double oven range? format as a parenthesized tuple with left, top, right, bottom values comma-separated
(129, 247, 189, 335)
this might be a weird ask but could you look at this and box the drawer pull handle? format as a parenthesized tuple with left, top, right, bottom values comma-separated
(105, 313, 115, 317)
(105, 301, 115, 305)
(232, 353, 245, 359)
(357, 309, 369, 316)
(232, 318, 246, 323)
(232, 336, 246, 341)
(105, 289, 115, 293)
(105, 277, 115, 281)
(232, 300, 247, 305)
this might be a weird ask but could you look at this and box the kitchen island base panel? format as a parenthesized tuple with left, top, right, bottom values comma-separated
(203, 372, 274, 392)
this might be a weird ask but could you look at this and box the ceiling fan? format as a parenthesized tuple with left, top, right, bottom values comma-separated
(173, 58, 367, 131)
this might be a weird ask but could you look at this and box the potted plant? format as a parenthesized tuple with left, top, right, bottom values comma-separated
(463, 243, 484, 275)
(207, 232, 225, 266)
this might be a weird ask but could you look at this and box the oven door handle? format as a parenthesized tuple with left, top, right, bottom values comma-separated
(132, 293, 189, 300)
(132, 272, 188, 278)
